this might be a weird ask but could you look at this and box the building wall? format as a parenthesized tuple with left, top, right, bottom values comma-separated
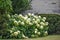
(25, 0, 60, 14)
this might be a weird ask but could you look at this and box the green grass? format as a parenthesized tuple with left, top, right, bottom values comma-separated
(0, 35, 60, 40)
(21, 35, 60, 40)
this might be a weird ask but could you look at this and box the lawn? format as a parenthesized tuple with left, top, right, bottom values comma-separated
(0, 35, 60, 40)
(21, 35, 60, 40)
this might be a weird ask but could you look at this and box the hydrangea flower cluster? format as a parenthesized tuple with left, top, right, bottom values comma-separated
(6, 13, 48, 38)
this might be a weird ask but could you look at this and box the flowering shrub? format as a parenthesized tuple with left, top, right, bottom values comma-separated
(2, 13, 48, 39)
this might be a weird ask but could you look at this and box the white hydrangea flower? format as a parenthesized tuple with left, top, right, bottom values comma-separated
(13, 32, 19, 36)
(24, 15, 28, 20)
(14, 20, 17, 23)
(19, 14, 22, 16)
(42, 19, 45, 22)
(37, 32, 41, 35)
(18, 20, 21, 23)
(17, 30, 20, 33)
(34, 21, 38, 24)
(32, 18, 35, 21)
(19, 14, 23, 18)
(35, 29, 38, 31)
(24, 36, 28, 38)
(40, 26, 44, 29)
(26, 20, 30, 24)
(45, 22, 48, 25)
(35, 30, 37, 33)
(27, 18, 31, 21)
(36, 19, 40, 22)
(11, 27, 15, 30)
(22, 34, 26, 38)
(31, 35, 35, 37)
(40, 22, 45, 25)
(28, 13, 31, 16)
(34, 16, 38, 18)
(7, 14, 10, 18)
(39, 16, 41, 18)
(29, 22, 32, 25)
(45, 31, 48, 34)
(25, 15, 28, 17)
(21, 22, 25, 25)
(14, 20, 18, 25)
(35, 29, 38, 33)
(24, 17, 28, 20)
(13, 19, 16, 21)
(36, 24, 40, 27)
(6, 23, 8, 26)
(9, 30, 13, 33)
(15, 14, 17, 16)
(31, 13, 34, 16)
(43, 17, 46, 20)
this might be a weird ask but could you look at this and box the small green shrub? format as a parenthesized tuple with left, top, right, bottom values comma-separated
(0, 0, 12, 13)
(39, 14, 60, 34)
(0, 0, 12, 28)
(0, 0, 13, 38)
(1, 13, 48, 39)
(12, 0, 31, 14)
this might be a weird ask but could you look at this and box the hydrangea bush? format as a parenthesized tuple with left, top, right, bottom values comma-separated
(3, 13, 48, 39)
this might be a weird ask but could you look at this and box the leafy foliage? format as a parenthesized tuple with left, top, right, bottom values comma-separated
(39, 14, 60, 34)
(0, 0, 13, 38)
(12, 0, 31, 14)
(0, 0, 12, 14)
